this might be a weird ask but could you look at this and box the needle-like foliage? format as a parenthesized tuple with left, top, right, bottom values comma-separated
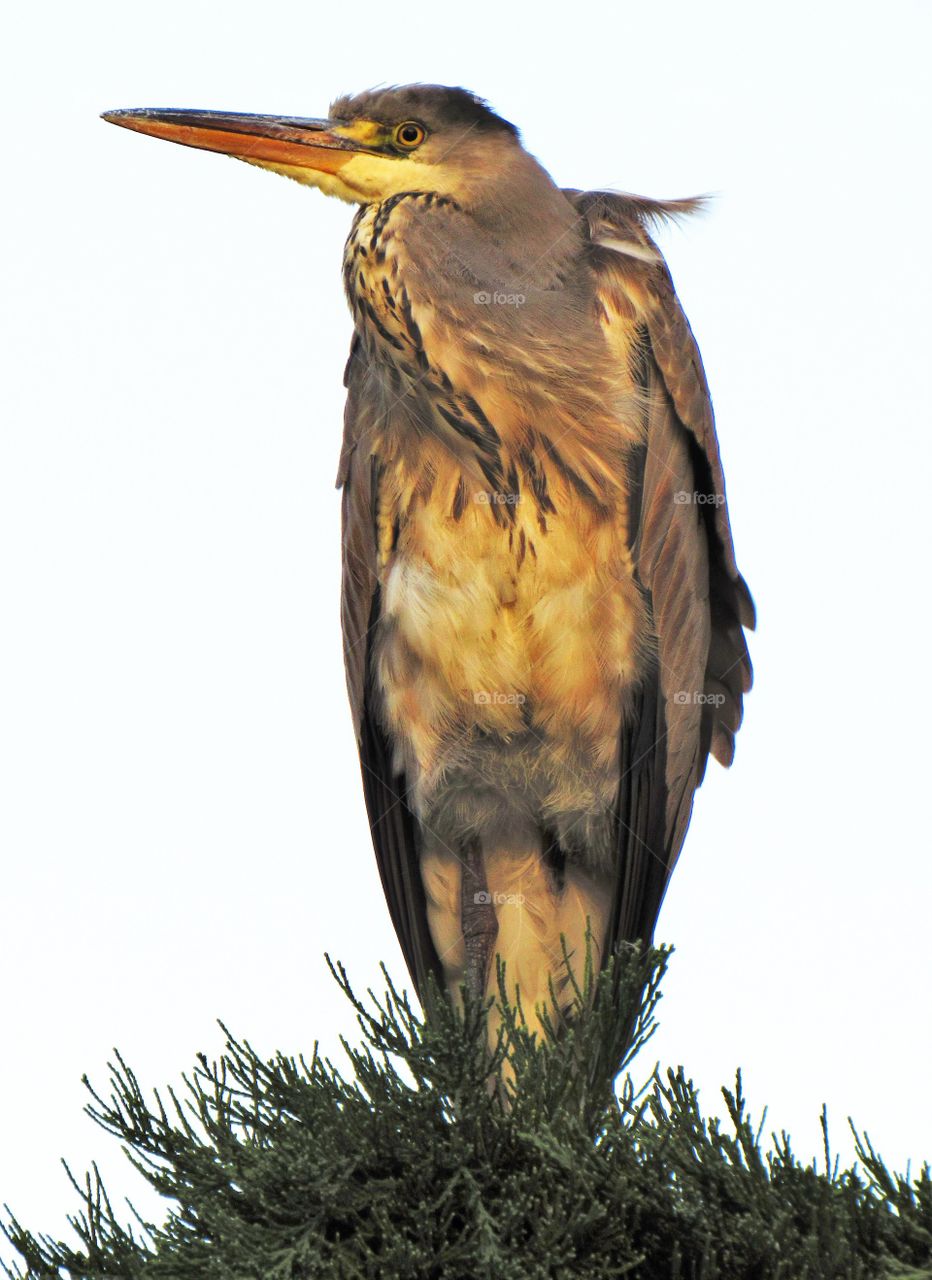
(3, 946, 930, 1279)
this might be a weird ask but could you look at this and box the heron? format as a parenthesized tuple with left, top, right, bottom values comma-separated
(103, 86, 754, 1055)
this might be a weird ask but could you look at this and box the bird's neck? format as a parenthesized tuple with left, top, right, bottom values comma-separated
(462, 152, 584, 287)
(342, 189, 641, 509)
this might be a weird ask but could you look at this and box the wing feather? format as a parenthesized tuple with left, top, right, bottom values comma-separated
(568, 188, 755, 949)
(338, 339, 443, 999)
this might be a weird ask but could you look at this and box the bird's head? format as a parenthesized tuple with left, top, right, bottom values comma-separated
(102, 85, 526, 207)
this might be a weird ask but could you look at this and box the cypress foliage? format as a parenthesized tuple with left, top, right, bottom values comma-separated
(3, 946, 930, 1280)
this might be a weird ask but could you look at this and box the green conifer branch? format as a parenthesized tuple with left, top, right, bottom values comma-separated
(2, 945, 930, 1280)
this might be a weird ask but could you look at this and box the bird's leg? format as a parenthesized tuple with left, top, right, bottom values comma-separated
(480, 842, 613, 1041)
(460, 836, 498, 1002)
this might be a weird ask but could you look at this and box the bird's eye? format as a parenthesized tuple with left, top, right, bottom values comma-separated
(393, 121, 426, 150)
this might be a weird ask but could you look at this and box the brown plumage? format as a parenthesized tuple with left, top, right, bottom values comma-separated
(332, 93, 753, 1043)
(103, 85, 754, 1056)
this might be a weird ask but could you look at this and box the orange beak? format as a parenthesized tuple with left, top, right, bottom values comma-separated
(100, 108, 365, 177)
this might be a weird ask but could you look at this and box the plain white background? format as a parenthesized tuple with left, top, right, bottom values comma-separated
(2, 0, 930, 1250)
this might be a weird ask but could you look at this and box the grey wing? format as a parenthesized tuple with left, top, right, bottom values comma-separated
(568, 189, 755, 950)
(338, 335, 444, 999)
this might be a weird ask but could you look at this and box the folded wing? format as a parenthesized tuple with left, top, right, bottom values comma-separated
(566, 189, 754, 953)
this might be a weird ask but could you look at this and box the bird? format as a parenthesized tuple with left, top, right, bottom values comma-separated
(103, 86, 754, 1053)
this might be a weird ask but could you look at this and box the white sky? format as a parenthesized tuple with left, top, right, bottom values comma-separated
(2, 0, 930, 1248)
